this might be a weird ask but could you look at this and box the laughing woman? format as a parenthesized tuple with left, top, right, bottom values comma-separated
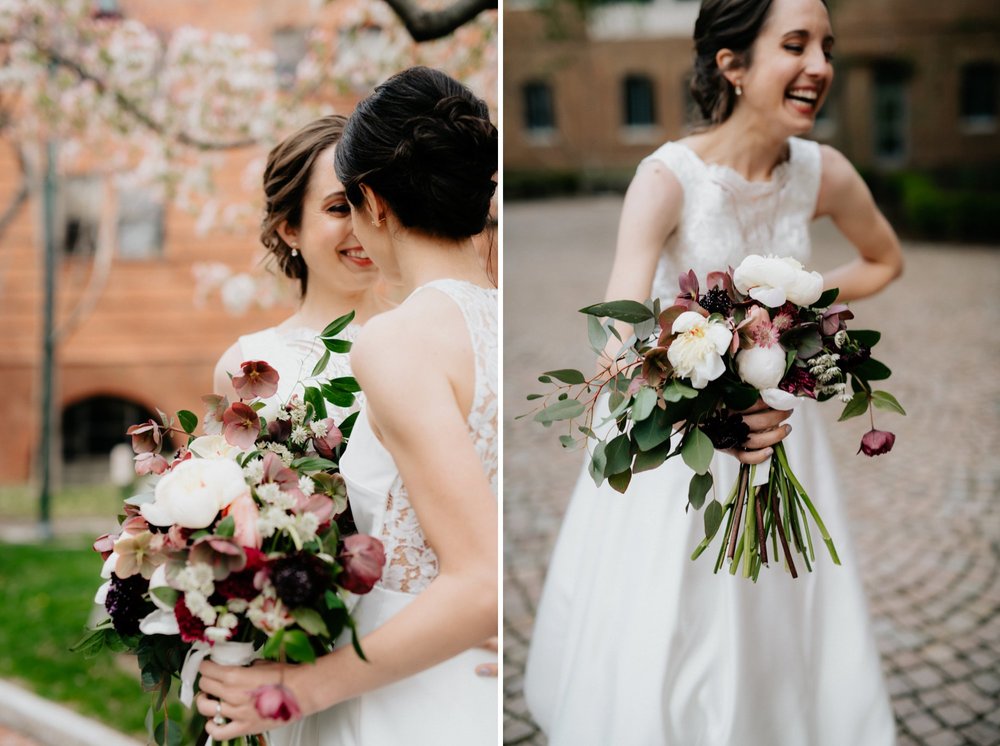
(524, 0, 903, 744)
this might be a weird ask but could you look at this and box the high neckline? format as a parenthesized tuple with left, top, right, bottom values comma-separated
(673, 139, 794, 190)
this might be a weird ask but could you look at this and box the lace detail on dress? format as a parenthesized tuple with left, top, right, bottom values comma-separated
(642, 137, 822, 302)
(377, 279, 499, 594)
(238, 323, 363, 425)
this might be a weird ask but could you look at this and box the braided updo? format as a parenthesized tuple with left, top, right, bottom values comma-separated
(260, 115, 347, 296)
(335, 66, 497, 240)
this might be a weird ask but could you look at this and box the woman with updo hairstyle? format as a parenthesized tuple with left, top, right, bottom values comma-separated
(200, 67, 498, 746)
(525, 0, 901, 744)
(214, 115, 396, 414)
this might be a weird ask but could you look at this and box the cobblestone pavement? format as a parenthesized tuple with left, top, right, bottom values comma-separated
(502, 195, 1000, 745)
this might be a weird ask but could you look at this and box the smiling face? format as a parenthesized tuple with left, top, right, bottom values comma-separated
(283, 144, 379, 296)
(733, 0, 834, 136)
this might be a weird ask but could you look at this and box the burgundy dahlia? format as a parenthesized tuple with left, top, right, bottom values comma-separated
(779, 367, 817, 399)
(269, 552, 332, 608)
(105, 573, 154, 636)
(699, 411, 751, 451)
(174, 596, 208, 643)
(215, 548, 267, 600)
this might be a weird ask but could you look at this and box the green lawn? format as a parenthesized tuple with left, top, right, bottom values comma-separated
(0, 483, 128, 520)
(0, 540, 187, 739)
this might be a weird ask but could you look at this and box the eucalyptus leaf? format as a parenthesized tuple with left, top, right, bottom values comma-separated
(632, 387, 657, 421)
(634, 315, 656, 341)
(558, 435, 578, 448)
(588, 314, 608, 353)
(871, 390, 906, 416)
(535, 398, 585, 424)
(589, 441, 607, 486)
(663, 380, 699, 402)
(681, 427, 714, 474)
(688, 472, 713, 510)
(526, 393, 543, 401)
(544, 369, 586, 385)
(153, 719, 182, 746)
(579, 300, 655, 324)
(604, 434, 632, 477)
(633, 438, 674, 473)
(150, 586, 179, 608)
(704, 499, 724, 540)
(838, 391, 870, 421)
(176, 410, 198, 435)
(608, 470, 632, 493)
(633, 406, 674, 451)
(310, 349, 332, 378)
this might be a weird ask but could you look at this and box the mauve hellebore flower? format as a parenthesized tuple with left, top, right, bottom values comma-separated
(252, 684, 301, 722)
(859, 429, 896, 457)
(232, 360, 280, 400)
(126, 419, 163, 454)
(312, 418, 343, 459)
(338, 534, 385, 594)
(223, 402, 261, 451)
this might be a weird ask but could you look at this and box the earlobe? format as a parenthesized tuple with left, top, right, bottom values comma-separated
(276, 220, 299, 249)
(359, 184, 387, 228)
(715, 48, 741, 86)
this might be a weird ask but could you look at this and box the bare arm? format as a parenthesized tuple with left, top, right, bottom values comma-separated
(815, 145, 903, 302)
(199, 302, 497, 737)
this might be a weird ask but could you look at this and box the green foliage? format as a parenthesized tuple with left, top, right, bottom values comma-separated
(688, 472, 713, 511)
(176, 410, 198, 435)
(681, 428, 714, 475)
(838, 392, 869, 421)
(871, 390, 906, 416)
(0, 541, 184, 737)
(579, 300, 654, 324)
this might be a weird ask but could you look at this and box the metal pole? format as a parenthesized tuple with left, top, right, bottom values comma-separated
(38, 132, 57, 541)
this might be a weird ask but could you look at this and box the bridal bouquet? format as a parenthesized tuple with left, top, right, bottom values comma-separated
(74, 312, 384, 746)
(528, 255, 904, 581)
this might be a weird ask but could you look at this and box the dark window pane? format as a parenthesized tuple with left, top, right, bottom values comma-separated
(960, 63, 998, 121)
(624, 75, 656, 126)
(524, 82, 555, 131)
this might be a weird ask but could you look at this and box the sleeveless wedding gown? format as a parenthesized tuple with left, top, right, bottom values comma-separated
(523, 137, 896, 745)
(267, 279, 499, 746)
(237, 322, 363, 424)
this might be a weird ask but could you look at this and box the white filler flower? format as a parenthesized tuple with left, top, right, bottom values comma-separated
(733, 254, 824, 307)
(667, 311, 733, 389)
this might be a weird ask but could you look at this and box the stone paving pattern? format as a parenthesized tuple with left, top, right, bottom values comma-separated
(502, 196, 1000, 745)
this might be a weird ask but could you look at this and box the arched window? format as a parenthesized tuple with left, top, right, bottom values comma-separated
(61, 396, 158, 482)
(523, 81, 556, 132)
(623, 75, 656, 127)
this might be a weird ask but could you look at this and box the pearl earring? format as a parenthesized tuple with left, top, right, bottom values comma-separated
(735, 83, 743, 96)
(289, 242, 299, 258)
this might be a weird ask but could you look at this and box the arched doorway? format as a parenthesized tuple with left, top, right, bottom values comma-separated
(61, 396, 158, 484)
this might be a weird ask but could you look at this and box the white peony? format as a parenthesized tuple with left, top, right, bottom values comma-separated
(188, 434, 242, 460)
(141, 457, 249, 529)
(737, 344, 787, 390)
(667, 312, 733, 389)
(760, 387, 800, 411)
(733, 254, 824, 307)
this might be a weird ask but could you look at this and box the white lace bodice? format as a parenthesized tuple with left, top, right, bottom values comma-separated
(643, 136, 822, 301)
(238, 323, 363, 424)
(340, 279, 498, 595)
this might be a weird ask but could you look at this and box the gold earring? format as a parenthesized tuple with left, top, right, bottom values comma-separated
(735, 83, 743, 96)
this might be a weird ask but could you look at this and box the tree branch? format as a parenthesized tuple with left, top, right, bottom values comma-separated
(382, 0, 497, 42)
(41, 46, 258, 151)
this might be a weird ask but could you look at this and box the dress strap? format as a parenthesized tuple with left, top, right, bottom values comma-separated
(787, 136, 823, 219)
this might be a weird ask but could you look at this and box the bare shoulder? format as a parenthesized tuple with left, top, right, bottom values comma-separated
(816, 144, 870, 216)
(350, 290, 465, 384)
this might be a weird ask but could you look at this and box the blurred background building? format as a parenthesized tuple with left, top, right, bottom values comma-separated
(504, 0, 1000, 241)
(0, 0, 496, 489)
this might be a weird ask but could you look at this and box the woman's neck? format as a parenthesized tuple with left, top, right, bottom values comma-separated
(394, 232, 491, 294)
(689, 114, 791, 182)
(287, 283, 394, 330)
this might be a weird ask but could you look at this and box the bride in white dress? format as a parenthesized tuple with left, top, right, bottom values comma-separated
(524, 0, 904, 744)
(213, 115, 395, 409)
(199, 67, 498, 745)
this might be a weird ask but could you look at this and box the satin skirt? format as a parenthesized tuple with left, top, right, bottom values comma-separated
(267, 586, 498, 746)
(524, 401, 895, 746)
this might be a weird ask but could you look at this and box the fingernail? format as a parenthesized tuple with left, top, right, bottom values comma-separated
(475, 665, 493, 677)
(786, 425, 793, 434)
